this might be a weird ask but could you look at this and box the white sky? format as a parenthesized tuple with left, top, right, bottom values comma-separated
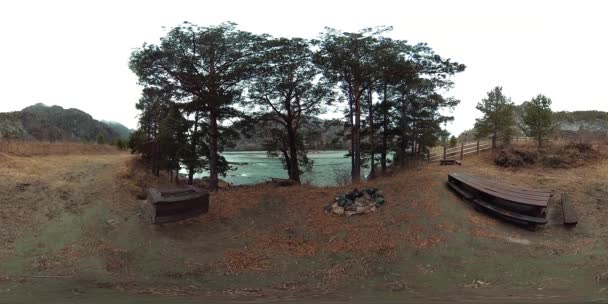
(0, 0, 606, 136)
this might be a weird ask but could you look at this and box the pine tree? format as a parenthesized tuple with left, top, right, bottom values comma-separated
(522, 94, 553, 148)
(474, 86, 515, 148)
(449, 135, 457, 147)
(130, 22, 263, 189)
(249, 37, 332, 182)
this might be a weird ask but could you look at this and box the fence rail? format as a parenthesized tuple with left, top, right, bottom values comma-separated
(428, 140, 490, 162)
(428, 136, 535, 162)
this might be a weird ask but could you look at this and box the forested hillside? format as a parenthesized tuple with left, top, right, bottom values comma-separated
(553, 110, 608, 132)
(230, 118, 347, 151)
(0, 103, 131, 142)
(458, 109, 608, 142)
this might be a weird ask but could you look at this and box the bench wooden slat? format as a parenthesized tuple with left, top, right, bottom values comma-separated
(449, 173, 549, 207)
(473, 199, 548, 225)
(447, 180, 474, 200)
(450, 173, 550, 201)
(454, 172, 551, 197)
(561, 193, 578, 226)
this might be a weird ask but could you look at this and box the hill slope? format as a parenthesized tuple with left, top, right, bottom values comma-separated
(0, 103, 130, 142)
(554, 110, 608, 132)
(458, 109, 608, 141)
(101, 120, 134, 139)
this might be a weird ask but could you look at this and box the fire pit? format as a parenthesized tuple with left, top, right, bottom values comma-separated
(324, 188, 385, 217)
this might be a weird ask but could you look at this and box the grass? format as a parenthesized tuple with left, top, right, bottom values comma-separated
(0, 140, 120, 156)
(3, 146, 608, 301)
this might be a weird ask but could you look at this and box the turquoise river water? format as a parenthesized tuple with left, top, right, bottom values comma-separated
(191, 150, 365, 186)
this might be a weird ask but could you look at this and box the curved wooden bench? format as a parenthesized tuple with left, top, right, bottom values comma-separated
(447, 172, 550, 226)
(473, 198, 548, 225)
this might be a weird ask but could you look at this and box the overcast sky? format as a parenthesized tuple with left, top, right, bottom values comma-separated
(0, 0, 606, 136)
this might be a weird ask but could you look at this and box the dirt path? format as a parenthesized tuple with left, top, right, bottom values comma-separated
(1, 152, 608, 302)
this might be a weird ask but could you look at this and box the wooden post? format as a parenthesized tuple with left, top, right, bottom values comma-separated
(427, 150, 430, 163)
(443, 145, 446, 160)
(476, 140, 480, 155)
(460, 143, 464, 160)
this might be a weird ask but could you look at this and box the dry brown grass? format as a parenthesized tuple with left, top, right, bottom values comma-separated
(0, 140, 119, 156)
(494, 141, 604, 169)
(187, 167, 449, 278)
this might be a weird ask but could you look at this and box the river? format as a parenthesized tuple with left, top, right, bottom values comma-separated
(191, 150, 368, 186)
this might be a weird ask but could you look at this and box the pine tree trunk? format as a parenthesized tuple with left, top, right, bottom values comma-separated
(188, 110, 199, 185)
(282, 149, 292, 178)
(399, 101, 407, 166)
(381, 84, 388, 172)
(367, 89, 376, 180)
(209, 107, 219, 191)
(286, 125, 300, 182)
(348, 96, 355, 172)
(352, 84, 361, 182)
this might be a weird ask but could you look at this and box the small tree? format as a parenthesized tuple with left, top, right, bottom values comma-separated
(96, 134, 105, 145)
(474, 86, 515, 148)
(437, 130, 450, 146)
(522, 94, 553, 148)
(115, 139, 126, 150)
(449, 135, 457, 147)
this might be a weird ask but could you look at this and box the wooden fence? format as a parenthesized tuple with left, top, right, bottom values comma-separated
(427, 136, 534, 163)
(428, 140, 491, 162)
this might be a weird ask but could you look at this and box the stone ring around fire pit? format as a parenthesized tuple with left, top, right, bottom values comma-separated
(324, 188, 385, 217)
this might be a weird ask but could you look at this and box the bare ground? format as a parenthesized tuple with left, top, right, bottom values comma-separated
(1, 151, 608, 302)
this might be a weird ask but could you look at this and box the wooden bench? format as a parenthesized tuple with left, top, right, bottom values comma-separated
(561, 193, 578, 226)
(145, 186, 209, 224)
(473, 198, 548, 225)
(447, 180, 474, 200)
(440, 159, 461, 166)
(447, 172, 550, 226)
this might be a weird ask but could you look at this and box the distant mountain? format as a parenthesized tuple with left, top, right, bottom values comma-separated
(0, 103, 130, 142)
(101, 120, 134, 139)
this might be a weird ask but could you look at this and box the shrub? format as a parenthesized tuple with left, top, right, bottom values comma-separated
(97, 134, 105, 145)
(494, 147, 537, 167)
(495, 141, 602, 169)
(332, 167, 351, 186)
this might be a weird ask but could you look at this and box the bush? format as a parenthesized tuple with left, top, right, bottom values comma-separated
(97, 134, 105, 145)
(495, 142, 602, 169)
(332, 167, 351, 186)
(115, 139, 126, 150)
(494, 147, 537, 167)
